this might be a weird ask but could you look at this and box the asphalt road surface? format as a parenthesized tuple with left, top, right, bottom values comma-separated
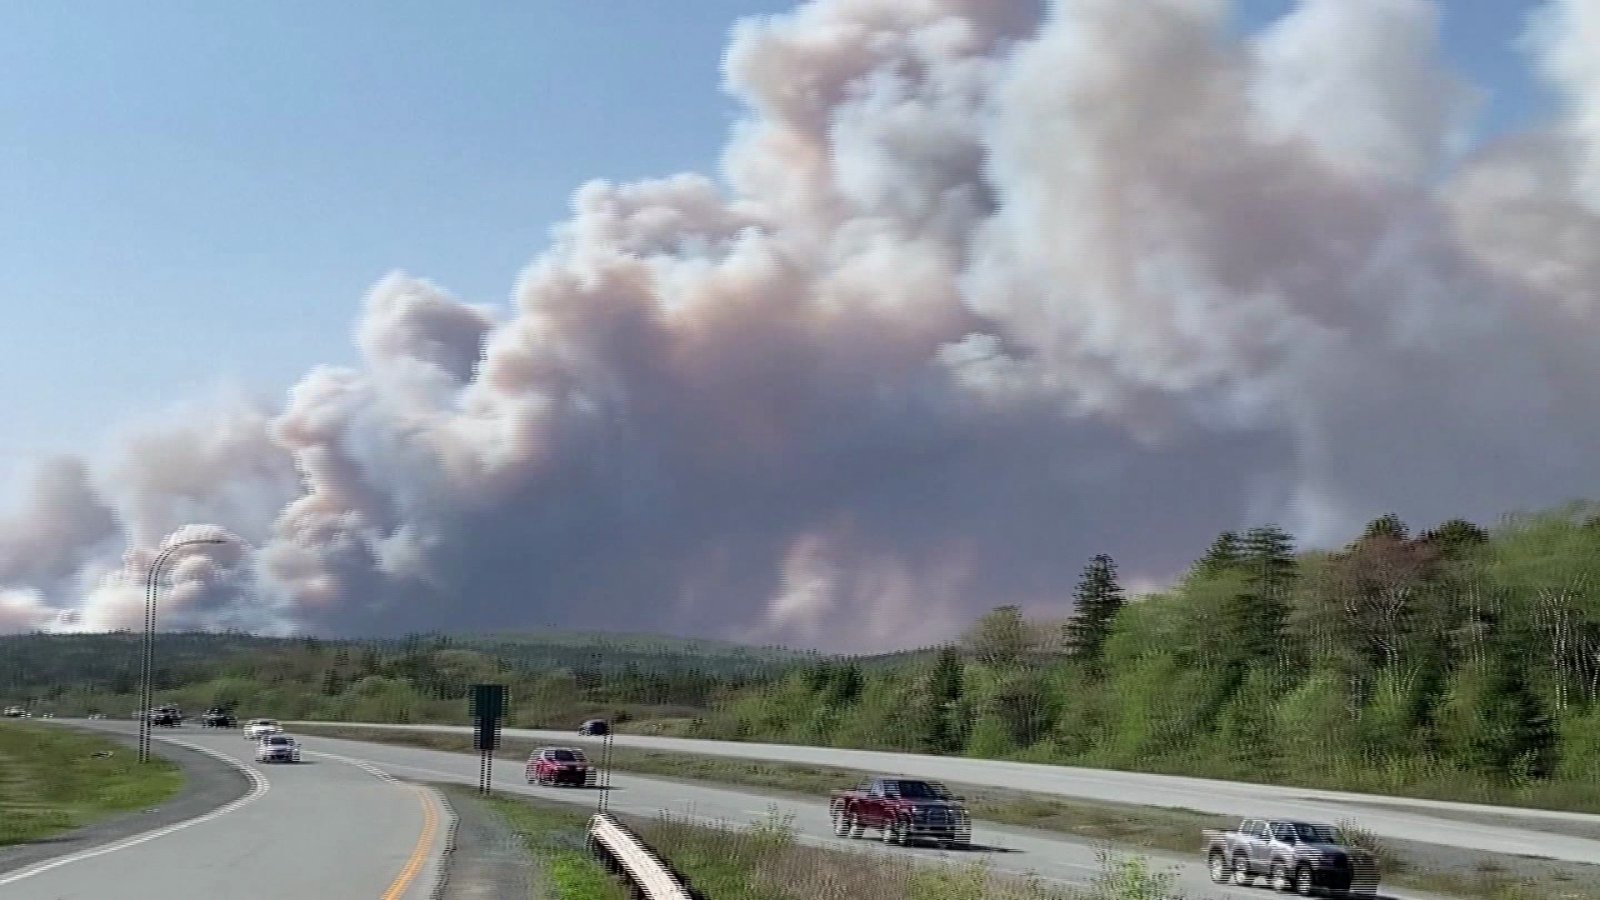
(2, 722, 449, 900)
(306, 721, 1600, 867)
(271, 726, 1454, 900)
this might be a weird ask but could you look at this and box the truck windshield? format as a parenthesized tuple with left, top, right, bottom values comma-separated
(889, 780, 950, 799)
(1290, 824, 1340, 843)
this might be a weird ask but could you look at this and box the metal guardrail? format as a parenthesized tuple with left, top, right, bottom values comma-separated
(587, 813, 694, 900)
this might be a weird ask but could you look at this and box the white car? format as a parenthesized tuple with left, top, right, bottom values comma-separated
(243, 718, 283, 740)
(255, 734, 301, 763)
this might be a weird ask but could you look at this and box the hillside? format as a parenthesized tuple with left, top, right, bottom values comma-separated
(0, 627, 813, 700)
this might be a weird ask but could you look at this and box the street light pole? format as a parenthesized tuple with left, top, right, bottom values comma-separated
(138, 537, 227, 764)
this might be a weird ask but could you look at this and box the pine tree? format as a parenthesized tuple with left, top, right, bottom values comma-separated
(321, 668, 345, 697)
(918, 646, 966, 754)
(1419, 518, 1489, 559)
(1197, 531, 1244, 576)
(1242, 525, 1297, 591)
(1230, 526, 1297, 667)
(1362, 514, 1409, 543)
(1065, 554, 1125, 668)
(1436, 646, 1558, 780)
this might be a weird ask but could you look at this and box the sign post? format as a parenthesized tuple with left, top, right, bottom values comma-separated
(470, 683, 508, 795)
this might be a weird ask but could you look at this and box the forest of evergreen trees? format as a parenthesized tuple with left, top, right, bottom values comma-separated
(10, 502, 1600, 810)
(693, 505, 1600, 809)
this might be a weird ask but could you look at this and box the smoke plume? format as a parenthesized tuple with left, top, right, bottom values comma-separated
(3, 0, 1599, 651)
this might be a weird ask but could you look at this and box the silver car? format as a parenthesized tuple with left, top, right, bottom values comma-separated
(255, 734, 301, 763)
(244, 718, 283, 740)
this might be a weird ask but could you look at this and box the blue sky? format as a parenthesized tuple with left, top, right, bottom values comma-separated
(0, 0, 1559, 497)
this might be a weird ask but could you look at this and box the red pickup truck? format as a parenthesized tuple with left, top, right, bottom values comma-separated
(829, 776, 971, 848)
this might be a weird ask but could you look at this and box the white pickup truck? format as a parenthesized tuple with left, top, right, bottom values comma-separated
(1203, 817, 1379, 896)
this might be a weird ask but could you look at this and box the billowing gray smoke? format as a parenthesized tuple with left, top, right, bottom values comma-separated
(3, 0, 1599, 652)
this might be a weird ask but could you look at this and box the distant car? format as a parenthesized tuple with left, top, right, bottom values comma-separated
(87, 713, 105, 720)
(526, 747, 597, 787)
(244, 718, 283, 740)
(578, 719, 609, 736)
(147, 706, 183, 727)
(201, 709, 236, 728)
(255, 734, 301, 763)
(2, 706, 22, 718)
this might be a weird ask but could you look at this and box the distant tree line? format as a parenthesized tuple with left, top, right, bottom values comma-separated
(11, 503, 1600, 810)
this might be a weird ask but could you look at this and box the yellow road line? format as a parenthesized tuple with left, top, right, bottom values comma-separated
(381, 785, 440, 900)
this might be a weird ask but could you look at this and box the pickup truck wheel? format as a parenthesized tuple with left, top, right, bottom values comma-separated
(1231, 853, 1254, 886)
(1208, 851, 1231, 883)
(1294, 864, 1315, 896)
(882, 819, 902, 845)
(1271, 863, 1292, 892)
(831, 806, 853, 837)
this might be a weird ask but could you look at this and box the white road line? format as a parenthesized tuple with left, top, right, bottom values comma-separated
(304, 749, 408, 784)
(0, 736, 270, 887)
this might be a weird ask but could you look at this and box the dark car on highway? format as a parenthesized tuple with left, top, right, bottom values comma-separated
(578, 719, 609, 736)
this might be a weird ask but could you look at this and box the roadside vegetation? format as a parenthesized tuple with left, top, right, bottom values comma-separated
(630, 806, 1183, 900)
(0, 721, 183, 846)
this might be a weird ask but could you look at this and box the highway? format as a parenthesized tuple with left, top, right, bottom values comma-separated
(268, 725, 1458, 900)
(300, 721, 1600, 867)
(0, 722, 449, 900)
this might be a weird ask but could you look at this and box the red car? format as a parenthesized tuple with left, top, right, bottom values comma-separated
(525, 747, 597, 787)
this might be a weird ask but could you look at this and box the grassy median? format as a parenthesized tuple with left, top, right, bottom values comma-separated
(298, 724, 1600, 900)
(0, 721, 184, 846)
(441, 784, 630, 900)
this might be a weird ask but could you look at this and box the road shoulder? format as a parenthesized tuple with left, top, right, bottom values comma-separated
(0, 725, 249, 877)
(430, 784, 542, 900)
